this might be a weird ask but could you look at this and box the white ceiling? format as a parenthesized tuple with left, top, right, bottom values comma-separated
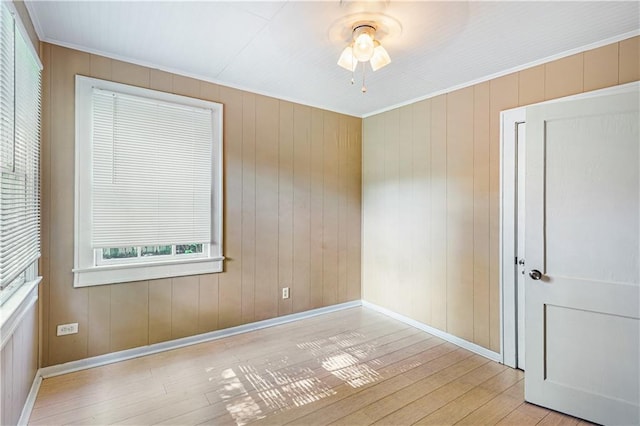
(25, 1, 640, 117)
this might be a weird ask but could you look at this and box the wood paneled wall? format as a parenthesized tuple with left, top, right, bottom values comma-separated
(40, 43, 362, 367)
(0, 299, 38, 425)
(362, 36, 639, 353)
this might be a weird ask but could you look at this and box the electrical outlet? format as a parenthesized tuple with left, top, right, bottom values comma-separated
(57, 323, 78, 336)
(282, 287, 290, 299)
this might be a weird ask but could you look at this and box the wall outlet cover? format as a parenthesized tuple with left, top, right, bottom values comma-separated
(57, 323, 79, 336)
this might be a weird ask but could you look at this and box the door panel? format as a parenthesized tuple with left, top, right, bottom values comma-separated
(546, 305, 639, 404)
(545, 113, 639, 284)
(525, 88, 639, 426)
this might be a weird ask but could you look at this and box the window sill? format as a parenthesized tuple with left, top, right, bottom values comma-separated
(0, 277, 41, 348)
(73, 256, 224, 287)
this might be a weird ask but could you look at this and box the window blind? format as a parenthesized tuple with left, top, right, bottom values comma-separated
(0, 5, 41, 290)
(91, 89, 213, 248)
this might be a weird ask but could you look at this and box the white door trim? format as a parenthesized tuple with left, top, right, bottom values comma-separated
(499, 81, 640, 368)
(500, 107, 526, 368)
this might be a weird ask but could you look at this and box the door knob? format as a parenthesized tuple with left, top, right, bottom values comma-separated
(529, 269, 543, 280)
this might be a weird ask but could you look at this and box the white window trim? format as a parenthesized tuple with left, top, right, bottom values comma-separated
(73, 76, 224, 287)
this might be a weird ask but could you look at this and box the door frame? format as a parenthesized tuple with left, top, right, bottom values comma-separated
(499, 81, 639, 368)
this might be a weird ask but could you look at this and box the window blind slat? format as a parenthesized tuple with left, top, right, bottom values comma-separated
(91, 90, 213, 248)
(0, 5, 41, 289)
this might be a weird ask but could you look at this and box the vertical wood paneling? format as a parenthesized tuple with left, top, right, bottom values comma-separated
(488, 73, 519, 352)
(293, 104, 312, 312)
(347, 116, 362, 302)
(12, 324, 25, 421)
(198, 274, 219, 333)
(619, 36, 639, 84)
(309, 109, 324, 308)
(446, 87, 475, 342)
(89, 54, 111, 81)
(518, 65, 545, 106)
(384, 109, 401, 312)
(47, 45, 90, 365)
(411, 100, 431, 325)
(200, 81, 220, 101)
(110, 282, 148, 352)
(254, 96, 280, 320)
(337, 116, 349, 303)
(172, 74, 200, 98)
(473, 82, 491, 349)
(430, 94, 448, 332)
(1, 336, 14, 425)
(544, 53, 583, 100)
(39, 42, 52, 368)
(111, 59, 149, 88)
(87, 286, 111, 357)
(362, 38, 632, 353)
(322, 112, 339, 307)
(278, 102, 294, 315)
(398, 106, 414, 315)
(241, 92, 256, 323)
(149, 69, 173, 92)
(41, 44, 362, 367)
(361, 114, 385, 305)
(11, 301, 38, 422)
(217, 86, 244, 329)
(584, 44, 619, 92)
(171, 276, 199, 339)
(148, 278, 172, 344)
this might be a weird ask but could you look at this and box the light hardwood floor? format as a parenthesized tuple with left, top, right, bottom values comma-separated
(30, 307, 593, 425)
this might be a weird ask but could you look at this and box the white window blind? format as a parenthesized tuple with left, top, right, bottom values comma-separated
(91, 89, 213, 248)
(0, 5, 41, 290)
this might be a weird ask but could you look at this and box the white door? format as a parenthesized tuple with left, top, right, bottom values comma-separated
(524, 88, 639, 425)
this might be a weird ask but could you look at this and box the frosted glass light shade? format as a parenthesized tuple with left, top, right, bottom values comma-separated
(337, 46, 357, 71)
(353, 33, 374, 62)
(370, 45, 391, 71)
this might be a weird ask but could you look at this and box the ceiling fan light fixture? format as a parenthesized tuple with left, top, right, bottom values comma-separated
(337, 46, 357, 71)
(353, 31, 375, 61)
(337, 21, 391, 93)
(370, 44, 391, 71)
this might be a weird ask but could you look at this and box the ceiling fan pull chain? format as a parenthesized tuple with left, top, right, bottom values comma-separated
(361, 62, 367, 93)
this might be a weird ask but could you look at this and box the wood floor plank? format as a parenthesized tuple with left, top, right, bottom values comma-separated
(495, 402, 549, 426)
(28, 308, 590, 426)
(250, 343, 461, 426)
(455, 379, 525, 425)
(370, 356, 501, 425)
(413, 368, 523, 425)
(537, 411, 583, 426)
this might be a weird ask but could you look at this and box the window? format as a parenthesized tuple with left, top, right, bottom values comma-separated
(0, 3, 42, 305)
(74, 76, 223, 287)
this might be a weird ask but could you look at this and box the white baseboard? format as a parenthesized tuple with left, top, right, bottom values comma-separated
(39, 300, 362, 379)
(362, 300, 502, 363)
(17, 372, 41, 426)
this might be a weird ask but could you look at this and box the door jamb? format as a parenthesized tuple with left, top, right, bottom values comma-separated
(500, 107, 525, 369)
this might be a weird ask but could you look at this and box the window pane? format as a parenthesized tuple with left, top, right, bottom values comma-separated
(141, 245, 172, 257)
(102, 247, 138, 259)
(176, 244, 203, 255)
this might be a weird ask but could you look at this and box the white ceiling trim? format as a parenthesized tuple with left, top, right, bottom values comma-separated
(36, 28, 639, 121)
(363, 28, 640, 118)
(23, 1, 360, 117)
(25, 0, 640, 118)
(34, 35, 359, 118)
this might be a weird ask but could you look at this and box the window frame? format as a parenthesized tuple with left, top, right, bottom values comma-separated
(73, 76, 224, 287)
